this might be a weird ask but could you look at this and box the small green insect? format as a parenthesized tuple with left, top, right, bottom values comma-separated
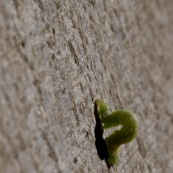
(95, 99, 139, 166)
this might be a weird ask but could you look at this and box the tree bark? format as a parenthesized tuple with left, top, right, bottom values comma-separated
(0, 0, 173, 172)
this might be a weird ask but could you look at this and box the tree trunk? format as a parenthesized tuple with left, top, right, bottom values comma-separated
(0, 0, 173, 172)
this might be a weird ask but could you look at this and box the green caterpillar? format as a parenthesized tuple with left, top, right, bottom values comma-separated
(95, 99, 139, 166)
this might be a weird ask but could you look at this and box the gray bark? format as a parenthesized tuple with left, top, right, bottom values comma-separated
(0, 0, 173, 173)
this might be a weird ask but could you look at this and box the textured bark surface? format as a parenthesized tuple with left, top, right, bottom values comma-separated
(0, 0, 173, 173)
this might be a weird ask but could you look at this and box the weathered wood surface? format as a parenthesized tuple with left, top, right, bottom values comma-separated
(0, 0, 173, 172)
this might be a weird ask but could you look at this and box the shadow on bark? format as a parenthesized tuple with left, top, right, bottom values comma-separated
(94, 103, 110, 168)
